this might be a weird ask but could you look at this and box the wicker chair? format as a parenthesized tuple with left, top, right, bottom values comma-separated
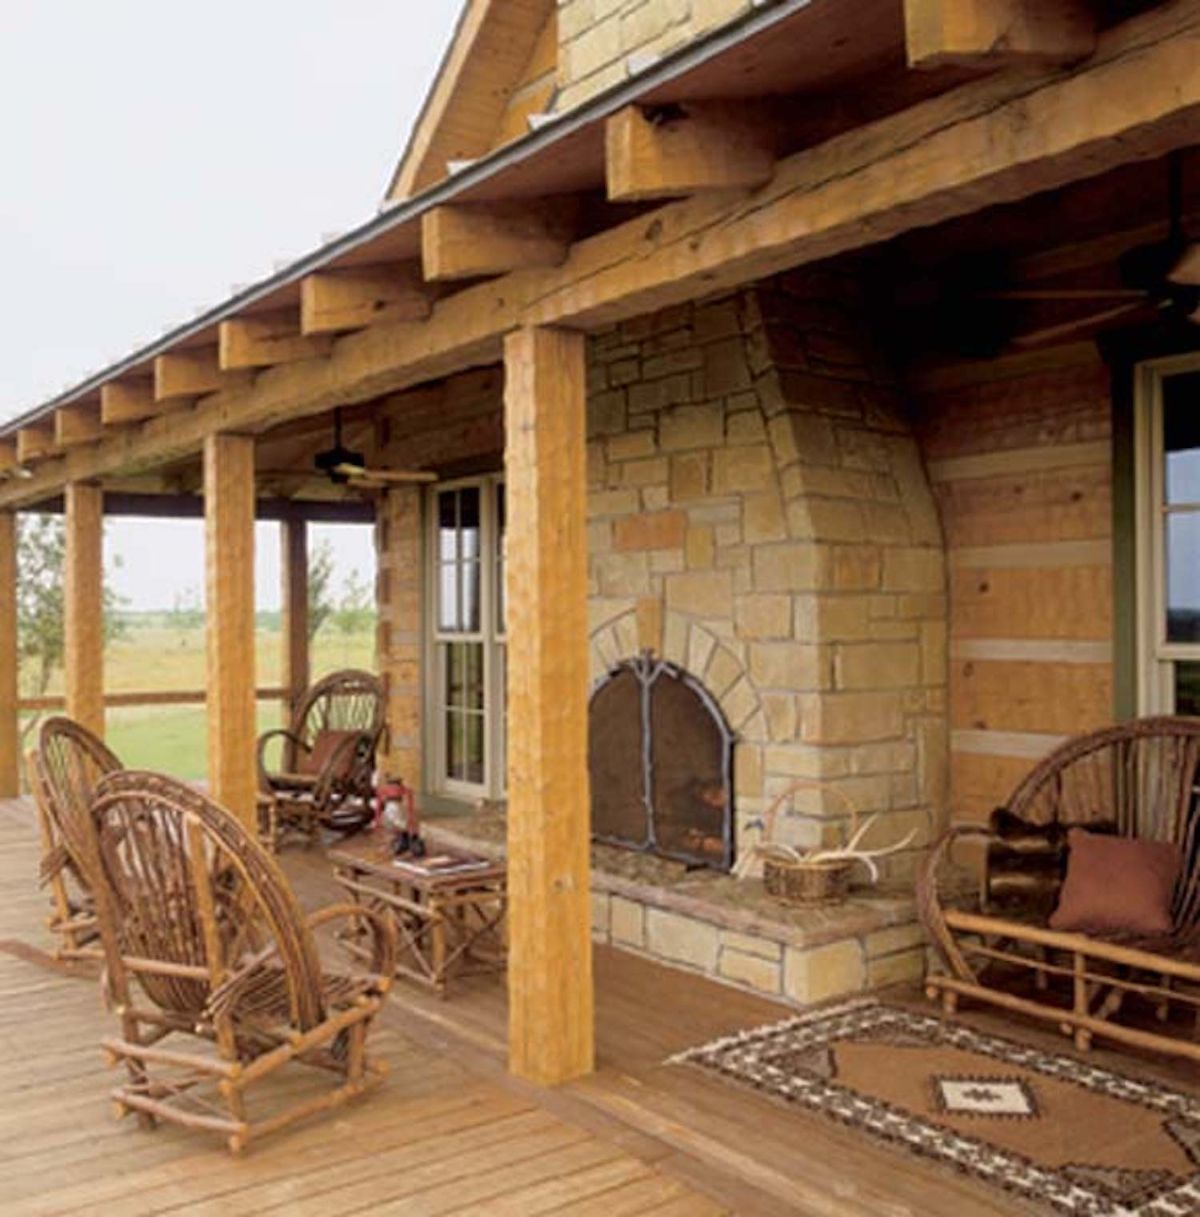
(256, 669, 384, 849)
(918, 716, 1200, 1060)
(86, 769, 396, 1152)
(29, 716, 123, 961)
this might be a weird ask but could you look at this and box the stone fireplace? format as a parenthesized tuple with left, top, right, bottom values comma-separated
(589, 653, 735, 871)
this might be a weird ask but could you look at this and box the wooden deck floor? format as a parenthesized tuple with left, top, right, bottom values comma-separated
(5, 797, 1199, 1216)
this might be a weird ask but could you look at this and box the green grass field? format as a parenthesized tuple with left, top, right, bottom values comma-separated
(23, 620, 377, 780)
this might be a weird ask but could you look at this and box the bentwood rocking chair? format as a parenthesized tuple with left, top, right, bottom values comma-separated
(87, 770, 396, 1152)
(256, 669, 384, 849)
(30, 716, 123, 961)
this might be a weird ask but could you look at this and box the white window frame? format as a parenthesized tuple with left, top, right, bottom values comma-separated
(425, 474, 507, 800)
(1135, 352, 1200, 713)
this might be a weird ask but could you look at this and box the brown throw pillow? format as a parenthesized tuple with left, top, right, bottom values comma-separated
(299, 729, 362, 778)
(1049, 828, 1181, 937)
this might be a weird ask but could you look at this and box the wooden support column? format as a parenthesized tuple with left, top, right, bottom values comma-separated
(64, 482, 105, 737)
(0, 513, 18, 796)
(204, 434, 257, 827)
(503, 326, 593, 1086)
(280, 513, 309, 722)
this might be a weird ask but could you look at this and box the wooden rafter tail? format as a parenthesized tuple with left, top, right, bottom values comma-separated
(421, 200, 578, 282)
(0, 440, 16, 475)
(903, 0, 1097, 70)
(605, 102, 776, 204)
(155, 348, 226, 403)
(100, 378, 157, 427)
(300, 264, 433, 335)
(16, 421, 56, 465)
(55, 400, 103, 449)
(218, 310, 333, 371)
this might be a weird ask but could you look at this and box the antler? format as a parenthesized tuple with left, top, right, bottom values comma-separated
(805, 813, 919, 882)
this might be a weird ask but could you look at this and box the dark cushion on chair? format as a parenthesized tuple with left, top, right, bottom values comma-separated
(1049, 828, 1181, 937)
(299, 730, 362, 778)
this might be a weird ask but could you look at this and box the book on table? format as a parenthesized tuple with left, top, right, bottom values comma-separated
(391, 852, 493, 877)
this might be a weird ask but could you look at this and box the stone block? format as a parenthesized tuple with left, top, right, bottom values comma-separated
(727, 408, 766, 444)
(588, 388, 627, 437)
(749, 641, 830, 691)
(614, 509, 686, 552)
(636, 596, 663, 654)
(607, 429, 657, 461)
(610, 896, 646, 948)
(596, 551, 652, 596)
(669, 452, 709, 501)
(752, 542, 822, 592)
(712, 445, 773, 495)
(867, 946, 926, 989)
(702, 336, 753, 396)
(660, 404, 724, 451)
(646, 908, 720, 972)
(719, 948, 783, 995)
(665, 569, 734, 618)
(801, 691, 904, 744)
(622, 457, 669, 487)
(762, 692, 799, 741)
(834, 641, 921, 690)
(735, 593, 791, 640)
(591, 891, 611, 936)
(720, 930, 782, 961)
(685, 525, 715, 569)
(865, 923, 926, 958)
(784, 938, 866, 1005)
(743, 491, 787, 543)
(882, 546, 944, 592)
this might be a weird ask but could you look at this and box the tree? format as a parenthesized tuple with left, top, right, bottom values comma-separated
(333, 568, 374, 638)
(169, 585, 204, 630)
(17, 513, 127, 741)
(307, 538, 336, 641)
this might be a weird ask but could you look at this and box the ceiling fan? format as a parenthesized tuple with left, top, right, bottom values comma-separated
(973, 151, 1200, 348)
(314, 408, 436, 487)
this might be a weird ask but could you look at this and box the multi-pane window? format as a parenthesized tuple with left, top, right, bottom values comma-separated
(1137, 359, 1200, 714)
(430, 477, 506, 796)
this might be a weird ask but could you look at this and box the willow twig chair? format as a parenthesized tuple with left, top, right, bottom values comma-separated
(918, 716, 1200, 1061)
(256, 669, 384, 849)
(30, 716, 122, 961)
(88, 770, 396, 1153)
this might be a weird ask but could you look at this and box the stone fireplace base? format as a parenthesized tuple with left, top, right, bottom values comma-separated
(423, 813, 928, 1007)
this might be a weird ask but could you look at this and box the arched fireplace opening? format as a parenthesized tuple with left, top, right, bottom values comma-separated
(588, 653, 735, 871)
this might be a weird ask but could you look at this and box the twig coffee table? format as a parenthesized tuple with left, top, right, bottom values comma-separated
(329, 833, 507, 997)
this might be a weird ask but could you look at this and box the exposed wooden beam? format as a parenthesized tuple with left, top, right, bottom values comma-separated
(17, 422, 56, 465)
(0, 513, 16, 796)
(100, 377, 157, 426)
(422, 201, 576, 282)
(204, 433, 257, 827)
(504, 325, 593, 1086)
(55, 401, 102, 449)
(155, 347, 225, 401)
(904, 0, 1096, 69)
(0, 439, 19, 475)
(300, 264, 433, 334)
(64, 482, 105, 737)
(605, 102, 776, 203)
(0, 0, 1196, 510)
(280, 516, 309, 723)
(218, 310, 333, 371)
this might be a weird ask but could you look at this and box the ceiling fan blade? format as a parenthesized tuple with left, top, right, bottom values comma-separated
(1169, 244, 1200, 287)
(1012, 301, 1147, 348)
(979, 289, 1148, 301)
(335, 464, 437, 484)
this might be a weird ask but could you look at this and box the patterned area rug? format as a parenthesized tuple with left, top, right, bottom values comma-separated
(670, 999, 1200, 1216)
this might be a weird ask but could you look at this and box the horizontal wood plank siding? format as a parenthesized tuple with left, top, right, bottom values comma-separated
(914, 346, 1114, 822)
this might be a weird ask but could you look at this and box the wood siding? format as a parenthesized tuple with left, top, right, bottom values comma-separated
(914, 347, 1114, 822)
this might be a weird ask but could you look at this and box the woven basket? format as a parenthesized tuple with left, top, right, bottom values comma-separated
(749, 778, 862, 906)
(763, 854, 857, 905)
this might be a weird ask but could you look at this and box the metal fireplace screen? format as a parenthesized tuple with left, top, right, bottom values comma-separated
(589, 655, 734, 870)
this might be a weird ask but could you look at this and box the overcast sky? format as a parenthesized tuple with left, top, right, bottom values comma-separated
(1, 0, 462, 609)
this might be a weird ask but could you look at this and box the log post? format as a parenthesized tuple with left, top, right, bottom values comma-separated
(280, 513, 309, 723)
(64, 482, 105, 737)
(503, 326, 594, 1085)
(0, 512, 17, 796)
(376, 486, 423, 788)
(204, 434, 257, 827)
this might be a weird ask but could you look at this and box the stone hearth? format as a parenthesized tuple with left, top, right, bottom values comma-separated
(424, 812, 928, 1007)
